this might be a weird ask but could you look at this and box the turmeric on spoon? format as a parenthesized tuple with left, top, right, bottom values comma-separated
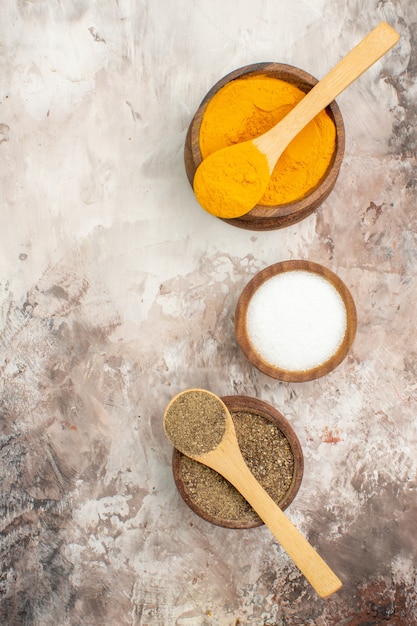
(199, 75, 336, 208)
(193, 22, 399, 219)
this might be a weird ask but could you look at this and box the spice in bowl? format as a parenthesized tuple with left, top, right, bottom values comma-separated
(198, 74, 336, 208)
(247, 270, 346, 371)
(184, 62, 345, 231)
(172, 395, 304, 529)
(235, 260, 357, 382)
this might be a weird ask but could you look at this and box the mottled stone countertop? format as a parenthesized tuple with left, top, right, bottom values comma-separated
(1, 1, 417, 624)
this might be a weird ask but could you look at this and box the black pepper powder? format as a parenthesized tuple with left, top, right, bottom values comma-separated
(177, 410, 295, 524)
(164, 390, 227, 457)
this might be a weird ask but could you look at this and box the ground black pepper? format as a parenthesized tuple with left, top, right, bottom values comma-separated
(164, 390, 227, 457)
(178, 410, 294, 524)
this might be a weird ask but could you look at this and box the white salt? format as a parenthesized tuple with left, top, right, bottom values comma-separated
(245, 270, 347, 372)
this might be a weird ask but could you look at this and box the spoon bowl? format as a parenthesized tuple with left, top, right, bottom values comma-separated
(164, 388, 343, 598)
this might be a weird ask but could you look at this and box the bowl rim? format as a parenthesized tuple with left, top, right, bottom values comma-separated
(234, 260, 357, 382)
(172, 394, 304, 529)
(185, 62, 345, 228)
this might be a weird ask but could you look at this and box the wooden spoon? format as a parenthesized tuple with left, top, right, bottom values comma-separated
(193, 21, 400, 219)
(164, 388, 342, 598)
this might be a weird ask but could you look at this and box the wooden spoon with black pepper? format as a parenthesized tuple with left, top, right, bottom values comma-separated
(164, 388, 342, 598)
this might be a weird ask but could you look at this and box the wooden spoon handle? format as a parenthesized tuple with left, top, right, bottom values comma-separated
(257, 21, 400, 167)
(211, 447, 342, 597)
(245, 473, 341, 597)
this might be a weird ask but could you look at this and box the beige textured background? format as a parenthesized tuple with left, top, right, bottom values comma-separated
(1, 1, 416, 624)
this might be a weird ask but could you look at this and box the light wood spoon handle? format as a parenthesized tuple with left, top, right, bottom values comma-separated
(256, 21, 400, 170)
(199, 422, 342, 598)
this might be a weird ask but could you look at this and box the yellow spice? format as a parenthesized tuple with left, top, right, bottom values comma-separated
(193, 141, 270, 219)
(199, 74, 336, 206)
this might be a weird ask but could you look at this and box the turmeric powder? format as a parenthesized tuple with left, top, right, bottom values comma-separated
(198, 74, 336, 207)
(193, 141, 270, 218)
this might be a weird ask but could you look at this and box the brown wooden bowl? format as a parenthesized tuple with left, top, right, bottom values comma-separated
(172, 395, 304, 529)
(235, 260, 357, 382)
(184, 62, 345, 231)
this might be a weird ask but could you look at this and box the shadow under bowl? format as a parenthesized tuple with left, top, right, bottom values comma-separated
(184, 62, 345, 231)
(172, 395, 304, 529)
(235, 260, 357, 382)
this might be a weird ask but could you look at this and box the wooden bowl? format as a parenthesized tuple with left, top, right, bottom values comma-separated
(172, 395, 304, 529)
(184, 62, 345, 231)
(235, 260, 357, 382)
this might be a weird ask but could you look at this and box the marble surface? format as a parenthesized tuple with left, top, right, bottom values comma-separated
(1, 1, 417, 624)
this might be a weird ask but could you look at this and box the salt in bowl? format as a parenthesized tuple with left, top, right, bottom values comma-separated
(234, 260, 357, 382)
